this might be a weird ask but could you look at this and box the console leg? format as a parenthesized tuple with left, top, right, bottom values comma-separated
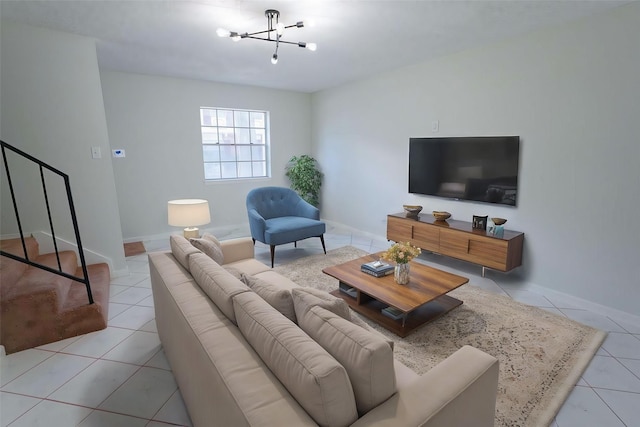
(482, 266, 486, 278)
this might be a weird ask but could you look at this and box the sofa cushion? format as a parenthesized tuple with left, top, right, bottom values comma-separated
(298, 305, 397, 415)
(292, 287, 351, 321)
(233, 291, 358, 427)
(222, 265, 244, 280)
(224, 258, 271, 276)
(190, 236, 224, 265)
(170, 235, 200, 271)
(242, 274, 297, 323)
(189, 252, 250, 324)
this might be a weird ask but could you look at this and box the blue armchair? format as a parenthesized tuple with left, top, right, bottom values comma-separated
(246, 187, 326, 267)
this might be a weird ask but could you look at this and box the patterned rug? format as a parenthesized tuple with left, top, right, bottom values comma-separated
(274, 246, 606, 427)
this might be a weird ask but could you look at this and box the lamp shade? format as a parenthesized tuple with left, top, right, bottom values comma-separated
(168, 199, 211, 227)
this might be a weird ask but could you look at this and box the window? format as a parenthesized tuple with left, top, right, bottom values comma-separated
(200, 107, 269, 180)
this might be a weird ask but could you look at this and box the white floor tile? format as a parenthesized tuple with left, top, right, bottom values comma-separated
(601, 332, 640, 359)
(8, 399, 92, 427)
(618, 358, 640, 378)
(0, 349, 53, 387)
(126, 260, 150, 274)
(98, 367, 177, 419)
(560, 309, 628, 332)
(109, 284, 130, 298)
(77, 410, 148, 427)
(61, 327, 134, 358)
(145, 350, 171, 370)
(109, 306, 156, 330)
(35, 335, 81, 352)
(133, 277, 152, 288)
(108, 302, 132, 320)
(110, 273, 148, 287)
(110, 287, 152, 305)
(555, 386, 624, 427)
(610, 316, 640, 334)
(153, 390, 192, 426)
(49, 359, 138, 407)
(582, 355, 640, 393)
(0, 392, 41, 427)
(102, 330, 161, 365)
(139, 319, 158, 333)
(504, 289, 554, 307)
(595, 388, 640, 427)
(137, 295, 155, 307)
(1, 353, 94, 397)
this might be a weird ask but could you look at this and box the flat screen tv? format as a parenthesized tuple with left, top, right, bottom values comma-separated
(409, 136, 520, 206)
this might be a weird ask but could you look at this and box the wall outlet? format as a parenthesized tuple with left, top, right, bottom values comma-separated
(112, 149, 126, 158)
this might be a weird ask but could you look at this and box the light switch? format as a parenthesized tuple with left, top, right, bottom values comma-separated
(91, 146, 101, 159)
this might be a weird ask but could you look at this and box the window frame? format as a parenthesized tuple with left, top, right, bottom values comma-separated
(200, 107, 271, 181)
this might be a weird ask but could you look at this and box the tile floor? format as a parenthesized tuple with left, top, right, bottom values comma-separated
(1, 227, 639, 426)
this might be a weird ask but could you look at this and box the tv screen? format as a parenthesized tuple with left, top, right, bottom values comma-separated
(409, 136, 520, 206)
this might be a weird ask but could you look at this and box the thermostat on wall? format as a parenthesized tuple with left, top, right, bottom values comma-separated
(112, 149, 126, 158)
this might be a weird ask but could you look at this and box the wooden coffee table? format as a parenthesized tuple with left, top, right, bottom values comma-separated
(322, 253, 469, 337)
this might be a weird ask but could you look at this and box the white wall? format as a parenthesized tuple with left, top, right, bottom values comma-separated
(1, 21, 127, 273)
(100, 71, 312, 240)
(311, 4, 640, 316)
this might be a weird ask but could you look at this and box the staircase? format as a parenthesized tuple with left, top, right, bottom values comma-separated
(1, 140, 110, 354)
(0, 237, 110, 354)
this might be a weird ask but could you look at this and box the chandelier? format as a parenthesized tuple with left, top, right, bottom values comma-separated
(216, 9, 316, 65)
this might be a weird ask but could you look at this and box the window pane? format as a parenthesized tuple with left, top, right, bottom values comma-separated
(221, 162, 237, 179)
(251, 145, 265, 160)
(252, 161, 266, 176)
(200, 107, 269, 181)
(220, 145, 236, 162)
(204, 163, 221, 180)
(202, 127, 218, 144)
(250, 112, 265, 128)
(201, 109, 217, 126)
(217, 110, 234, 127)
(251, 128, 265, 144)
(238, 162, 252, 178)
(203, 145, 219, 162)
(219, 127, 235, 144)
(237, 146, 252, 161)
(234, 111, 250, 128)
(236, 128, 250, 145)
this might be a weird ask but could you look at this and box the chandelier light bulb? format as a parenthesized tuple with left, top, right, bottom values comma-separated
(271, 53, 278, 64)
(276, 22, 285, 36)
(306, 42, 317, 52)
(216, 28, 230, 37)
(231, 32, 241, 42)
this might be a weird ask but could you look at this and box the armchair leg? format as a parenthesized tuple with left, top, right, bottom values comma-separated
(270, 245, 276, 268)
(319, 235, 326, 254)
(252, 238, 256, 245)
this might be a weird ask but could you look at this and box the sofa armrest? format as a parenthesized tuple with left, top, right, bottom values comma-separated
(350, 346, 498, 427)
(220, 237, 255, 264)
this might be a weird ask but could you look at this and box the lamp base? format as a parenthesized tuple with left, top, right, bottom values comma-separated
(183, 227, 200, 239)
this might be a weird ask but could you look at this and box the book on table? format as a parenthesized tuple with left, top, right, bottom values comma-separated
(361, 267, 394, 277)
(361, 260, 394, 274)
(381, 306, 406, 321)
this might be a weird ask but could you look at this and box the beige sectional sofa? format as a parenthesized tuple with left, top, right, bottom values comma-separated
(149, 235, 499, 427)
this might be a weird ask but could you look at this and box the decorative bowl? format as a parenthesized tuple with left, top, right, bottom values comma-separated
(491, 217, 507, 226)
(403, 205, 423, 216)
(432, 211, 451, 221)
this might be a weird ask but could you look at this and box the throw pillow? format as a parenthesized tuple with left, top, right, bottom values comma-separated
(242, 274, 297, 323)
(298, 305, 396, 415)
(291, 287, 351, 321)
(190, 236, 224, 265)
(233, 292, 358, 427)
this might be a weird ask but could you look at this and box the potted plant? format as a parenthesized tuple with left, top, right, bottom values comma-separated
(285, 155, 322, 207)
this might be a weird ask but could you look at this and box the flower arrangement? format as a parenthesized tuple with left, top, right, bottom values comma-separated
(381, 241, 421, 264)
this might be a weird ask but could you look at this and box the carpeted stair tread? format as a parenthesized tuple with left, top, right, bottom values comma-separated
(5, 251, 78, 310)
(63, 263, 110, 319)
(0, 236, 40, 292)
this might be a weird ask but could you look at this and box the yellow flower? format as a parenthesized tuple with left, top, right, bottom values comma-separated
(381, 241, 421, 264)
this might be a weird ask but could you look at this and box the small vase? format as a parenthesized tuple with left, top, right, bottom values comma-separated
(394, 263, 410, 285)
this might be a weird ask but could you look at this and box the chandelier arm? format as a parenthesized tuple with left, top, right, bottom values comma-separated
(243, 36, 304, 46)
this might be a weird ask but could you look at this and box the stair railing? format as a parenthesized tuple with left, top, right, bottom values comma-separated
(1, 140, 94, 304)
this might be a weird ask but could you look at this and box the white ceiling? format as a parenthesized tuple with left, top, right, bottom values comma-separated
(1, 1, 627, 93)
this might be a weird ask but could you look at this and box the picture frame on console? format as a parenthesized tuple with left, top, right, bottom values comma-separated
(472, 215, 488, 230)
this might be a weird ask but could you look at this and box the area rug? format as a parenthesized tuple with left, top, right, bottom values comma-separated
(123, 241, 146, 257)
(274, 246, 606, 427)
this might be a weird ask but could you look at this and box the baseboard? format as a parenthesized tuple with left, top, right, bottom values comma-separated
(123, 223, 250, 245)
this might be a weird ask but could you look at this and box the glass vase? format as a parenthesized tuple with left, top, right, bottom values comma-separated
(394, 263, 410, 285)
